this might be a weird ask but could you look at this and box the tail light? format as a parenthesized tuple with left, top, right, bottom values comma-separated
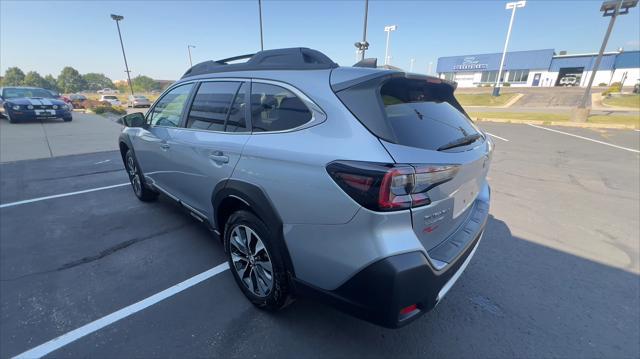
(326, 161, 459, 212)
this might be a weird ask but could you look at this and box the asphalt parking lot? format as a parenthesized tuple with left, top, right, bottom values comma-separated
(1, 122, 639, 358)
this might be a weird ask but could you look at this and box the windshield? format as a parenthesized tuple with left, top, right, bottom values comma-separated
(104, 96, 118, 100)
(2, 88, 55, 99)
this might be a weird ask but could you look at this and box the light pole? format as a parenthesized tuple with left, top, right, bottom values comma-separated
(574, 0, 637, 121)
(492, 1, 526, 97)
(384, 25, 397, 65)
(258, 0, 264, 51)
(410, 58, 415, 72)
(110, 14, 134, 96)
(187, 45, 196, 67)
(428, 61, 433, 75)
(354, 0, 370, 62)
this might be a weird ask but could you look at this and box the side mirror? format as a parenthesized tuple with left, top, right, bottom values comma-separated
(120, 112, 146, 127)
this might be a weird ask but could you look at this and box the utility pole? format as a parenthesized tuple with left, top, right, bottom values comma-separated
(187, 45, 196, 67)
(573, 0, 636, 122)
(384, 25, 397, 65)
(258, 0, 264, 51)
(111, 14, 134, 96)
(354, 0, 370, 61)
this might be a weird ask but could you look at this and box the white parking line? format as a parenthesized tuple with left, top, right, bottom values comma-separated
(12, 262, 230, 359)
(0, 183, 130, 209)
(527, 124, 640, 154)
(486, 132, 509, 142)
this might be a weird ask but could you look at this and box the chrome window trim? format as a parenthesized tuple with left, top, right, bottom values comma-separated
(151, 77, 326, 135)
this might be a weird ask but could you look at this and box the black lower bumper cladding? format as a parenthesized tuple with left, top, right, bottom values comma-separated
(294, 210, 487, 328)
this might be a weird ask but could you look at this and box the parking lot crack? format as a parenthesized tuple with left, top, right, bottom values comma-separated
(1, 223, 189, 282)
(40, 120, 54, 158)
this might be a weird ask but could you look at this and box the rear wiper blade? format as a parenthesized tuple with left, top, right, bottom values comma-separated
(437, 133, 482, 151)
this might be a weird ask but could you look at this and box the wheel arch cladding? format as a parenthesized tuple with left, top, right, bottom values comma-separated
(212, 179, 296, 276)
(119, 141, 129, 163)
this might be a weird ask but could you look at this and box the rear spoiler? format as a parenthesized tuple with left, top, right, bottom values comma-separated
(331, 71, 457, 93)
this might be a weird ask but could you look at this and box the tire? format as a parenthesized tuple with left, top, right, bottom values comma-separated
(125, 149, 158, 202)
(63, 117, 72, 122)
(225, 210, 291, 311)
(7, 113, 16, 123)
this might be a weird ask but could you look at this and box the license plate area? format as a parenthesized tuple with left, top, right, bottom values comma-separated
(452, 179, 480, 218)
(35, 110, 55, 116)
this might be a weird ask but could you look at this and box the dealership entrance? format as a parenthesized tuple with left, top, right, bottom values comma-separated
(555, 67, 584, 87)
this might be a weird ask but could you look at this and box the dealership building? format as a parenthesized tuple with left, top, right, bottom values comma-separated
(436, 49, 640, 88)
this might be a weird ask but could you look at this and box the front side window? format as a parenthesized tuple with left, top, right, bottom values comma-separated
(250, 83, 312, 132)
(186, 82, 241, 132)
(149, 83, 194, 127)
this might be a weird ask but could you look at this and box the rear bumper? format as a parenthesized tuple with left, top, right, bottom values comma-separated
(295, 229, 483, 328)
(293, 188, 489, 328)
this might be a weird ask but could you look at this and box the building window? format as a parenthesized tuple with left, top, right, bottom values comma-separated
(480, 71, 504, 83)
(507, 69, 529, 83)
(441, 72, 455, 81)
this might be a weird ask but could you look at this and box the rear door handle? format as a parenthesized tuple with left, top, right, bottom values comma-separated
(208, 152, 229, 164)
(160, 143, 170, 150)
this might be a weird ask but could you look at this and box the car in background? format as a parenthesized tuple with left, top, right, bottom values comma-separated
(128, 95, 151, 108)
(559, 76, 578, 87)
(633, 79, 639, 94)
(97, 88, 117, 94)
(0, 86, 72, 123)
(99, 95, 121, 106)
(69, 94, 88, 109)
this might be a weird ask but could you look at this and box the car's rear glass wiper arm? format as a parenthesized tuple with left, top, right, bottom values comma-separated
(437, 133, 482, 151)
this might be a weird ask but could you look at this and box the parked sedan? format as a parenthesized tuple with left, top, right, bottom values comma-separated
(99, 95, 121, 106)
(0, 86, 72, 123)
(128, 95, 151, 108)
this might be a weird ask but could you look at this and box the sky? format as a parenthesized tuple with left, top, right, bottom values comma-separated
(1, 0, 639, 81)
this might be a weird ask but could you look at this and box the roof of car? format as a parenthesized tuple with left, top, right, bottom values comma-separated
(181, 47, 339, 79)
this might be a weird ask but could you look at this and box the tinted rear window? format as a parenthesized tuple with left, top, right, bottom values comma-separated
(336, 76, 481, 151)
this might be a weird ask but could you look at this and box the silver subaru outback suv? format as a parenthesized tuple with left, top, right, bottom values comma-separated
(118, 48, 492, 328)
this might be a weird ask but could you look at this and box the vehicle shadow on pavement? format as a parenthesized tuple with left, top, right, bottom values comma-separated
(217, 215, 639, 358)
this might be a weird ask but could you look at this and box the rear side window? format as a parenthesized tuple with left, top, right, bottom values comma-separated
(250, 83, 311, 132)
(336, 76, 480, 151)
(187, 82, 241, 131)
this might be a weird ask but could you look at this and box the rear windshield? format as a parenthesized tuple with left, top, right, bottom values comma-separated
(336, 76, 481, 151)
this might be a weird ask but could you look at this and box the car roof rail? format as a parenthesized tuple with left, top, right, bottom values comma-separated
(181, 47, 339, 79)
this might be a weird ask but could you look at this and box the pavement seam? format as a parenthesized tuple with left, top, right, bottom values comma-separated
(40, 120, 54, 158)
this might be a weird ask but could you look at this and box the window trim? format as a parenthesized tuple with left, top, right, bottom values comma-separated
(151, 77, 325, 135)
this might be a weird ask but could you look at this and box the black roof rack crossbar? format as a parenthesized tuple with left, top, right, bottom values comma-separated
(181, 47, 339, 79)
(215, 53, 255, 64)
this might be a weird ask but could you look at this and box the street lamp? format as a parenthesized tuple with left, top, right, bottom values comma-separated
(574, 0, 638, 121)
(384, 25, 397, 65)
(410, 58, 415, 72)
(354, 0, 370, 61)
(258, 0, 264, 51)
(492, 1, 526, 97)
(110, 14, 134, 96)
(187, 45, 196, 67)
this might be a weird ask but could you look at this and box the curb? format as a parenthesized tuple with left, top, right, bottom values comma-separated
(471, 117, 638, 130)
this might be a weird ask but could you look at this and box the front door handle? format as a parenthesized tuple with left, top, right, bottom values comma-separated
(208, 151, 229, 164)
(160, 143, 170, 150)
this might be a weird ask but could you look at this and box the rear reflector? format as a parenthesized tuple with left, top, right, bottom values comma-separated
(399, 304, 418, 316)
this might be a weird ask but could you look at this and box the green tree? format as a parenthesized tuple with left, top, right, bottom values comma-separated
(132, 75, 160, 92)
(43, 74, 59, 91)
(23, 71, 48, 88)
(82, 73, 114, 91)
(56, 67, 86, 93)
(3, 67, 25, 86)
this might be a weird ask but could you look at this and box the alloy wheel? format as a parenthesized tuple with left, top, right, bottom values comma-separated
(229, 224, 274, 297)
(126, 155, 142, 196)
